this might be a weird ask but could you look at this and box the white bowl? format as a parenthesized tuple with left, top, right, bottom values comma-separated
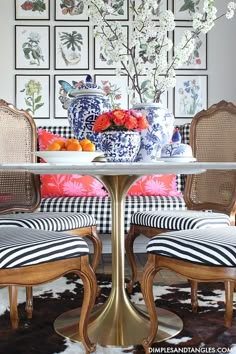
(32, 151, 104, 163)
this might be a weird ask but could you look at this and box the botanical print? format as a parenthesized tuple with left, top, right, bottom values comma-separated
(174, 0, 205, 20)
(15, 26, 49, 69)
(132, 76, 168, 108)
(54, 75, 85, 118)
(15, 0, 49, 20)
(55, 0, 89, 20)
(134, 0, 167, 19)
(174, 27, 207, 69)
(94, 26, 128, 69)
(16, 75, 50, 119)
(95, 75, 129, 110)
(175, 75, 207, 118)
(103, 0, 128, 20)
(55, 27, 89, 69)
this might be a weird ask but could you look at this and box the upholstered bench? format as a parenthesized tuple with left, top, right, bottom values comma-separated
(36, 124, 190, 252)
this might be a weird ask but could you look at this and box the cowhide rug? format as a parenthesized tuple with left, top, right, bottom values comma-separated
(0, 274, 236, 354)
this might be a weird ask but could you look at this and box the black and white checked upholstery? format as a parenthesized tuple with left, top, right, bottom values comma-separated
(0, 227, 89, 269)
(39, 196, 186, 234)
(147, 227, 236, 266)
(130, 210, 231, 230)
(0, 212, 96, 231)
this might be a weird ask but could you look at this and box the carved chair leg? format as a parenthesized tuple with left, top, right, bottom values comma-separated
(86, 226, 102, 273)
(9, 285, 19, 329)
(141, 254, 159, 353)
(125, 226, 142, 294)
(225, 280, 234, 328)
(190, 280, 198, 313)
(25, 286, 33, 320)
(79, 256, 97, 353)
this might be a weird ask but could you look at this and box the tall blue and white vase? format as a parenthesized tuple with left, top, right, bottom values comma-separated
(133, 103, 175, 162)
(67, 75, 111, 150)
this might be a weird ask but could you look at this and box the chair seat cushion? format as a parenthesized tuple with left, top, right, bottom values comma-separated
(0, 212, 96, 231)
(131, 210, 231, 230)
(0, 227, 89, 269)
(147, 226, 236, 266)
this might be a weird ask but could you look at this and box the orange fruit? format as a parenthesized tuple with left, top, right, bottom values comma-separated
(65, 138, 80, 148)
(80, 138, 91, 148)
(66, 142, 82, 151)
(53, 139, 65, 150)
(47, 142, 62, 151)
(82, 142, 96, 152)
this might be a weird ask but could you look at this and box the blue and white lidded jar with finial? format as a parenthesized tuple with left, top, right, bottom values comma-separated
(67, 74, 112, 149)
(161, 128, 193, 158)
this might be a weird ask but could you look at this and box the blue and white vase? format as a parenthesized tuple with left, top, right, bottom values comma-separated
(100, 131, 141, 162)
(133, 103, 175, 162)
(67, 75, 111, 149)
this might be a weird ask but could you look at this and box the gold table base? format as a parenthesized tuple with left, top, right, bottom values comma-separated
(54, 303, 183, 347)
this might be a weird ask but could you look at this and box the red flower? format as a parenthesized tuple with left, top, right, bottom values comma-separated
(21, 1, 34, 10)
(93, 113, 112, 132)
(93, 109, 149, 132)
(196, 58, 201, 64)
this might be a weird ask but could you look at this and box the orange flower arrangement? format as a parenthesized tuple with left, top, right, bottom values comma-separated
(93, 109, 149, 133)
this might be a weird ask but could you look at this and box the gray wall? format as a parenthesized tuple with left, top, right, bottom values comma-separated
(0, 0, 235, 126)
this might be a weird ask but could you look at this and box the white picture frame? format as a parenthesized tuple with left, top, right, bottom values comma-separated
(15, 25, 50, 69)
(174, 75, 208, 118)
(54, 26, 89, 70)
(15, 75, 50, 119)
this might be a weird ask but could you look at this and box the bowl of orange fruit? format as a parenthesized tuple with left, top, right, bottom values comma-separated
(33, 138, 104, 163)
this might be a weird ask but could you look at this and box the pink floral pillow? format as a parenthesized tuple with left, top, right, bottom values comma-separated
(37, 129, 108, 197)
(127, 175, 182, 196)
(37, 128, 181, 198)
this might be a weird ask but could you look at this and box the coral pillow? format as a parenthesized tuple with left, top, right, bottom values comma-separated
(37, 129, 108, 197)
(37, 128, 181, 198)
(127, 175, 182, 196)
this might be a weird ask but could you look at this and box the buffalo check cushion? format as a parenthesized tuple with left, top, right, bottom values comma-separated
(39, 196, 186, 234)
(130, 210, 231, 230)
(147, 227, 236, 266)
(0, 227, 89, 269)
(0, 212, 96, 232)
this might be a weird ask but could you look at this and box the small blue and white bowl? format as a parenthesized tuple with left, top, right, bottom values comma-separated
(160, 129, 195, 161)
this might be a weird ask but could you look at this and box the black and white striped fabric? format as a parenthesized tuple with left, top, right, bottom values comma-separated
(147, 227, 236, 266)
(0, 227, 89, 269)
(39, 196, 186, 234)
(0, 212, 96, 232)
(130, 210, 231, 230)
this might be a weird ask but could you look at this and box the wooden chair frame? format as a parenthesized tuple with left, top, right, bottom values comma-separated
(126, 100, 236, 294)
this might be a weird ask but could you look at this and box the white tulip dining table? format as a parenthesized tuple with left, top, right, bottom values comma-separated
(1, 161, 236, 348)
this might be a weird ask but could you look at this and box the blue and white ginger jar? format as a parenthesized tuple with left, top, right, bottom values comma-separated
(161, 129, 193, 158)
(133, 103, 175, 162)
(67, 75, 111, 149)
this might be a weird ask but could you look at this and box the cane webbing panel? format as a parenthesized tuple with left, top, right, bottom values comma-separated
(185, 101, 236, 214)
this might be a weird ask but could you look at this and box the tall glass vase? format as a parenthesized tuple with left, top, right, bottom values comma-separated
(133, 103, 175, 162)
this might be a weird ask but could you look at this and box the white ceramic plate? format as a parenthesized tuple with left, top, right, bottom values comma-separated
(32, 151, 104, 163)
(156, 157, 197, 163)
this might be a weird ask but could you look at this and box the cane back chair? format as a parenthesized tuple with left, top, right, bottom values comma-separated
(126, 100, 236, 294)
(0, 99, 102, 323)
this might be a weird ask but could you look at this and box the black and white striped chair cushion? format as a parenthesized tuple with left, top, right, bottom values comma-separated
(0, 227, 89, 269)
(0, 212, 96, 231)
(131, 210, 231, 230)
(147, 227, 236, 267)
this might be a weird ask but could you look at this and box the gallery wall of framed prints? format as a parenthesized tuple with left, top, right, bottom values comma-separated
(14, 0, 208, 123)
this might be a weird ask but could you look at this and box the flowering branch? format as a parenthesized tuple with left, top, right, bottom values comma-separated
(89, 0, 236, 104)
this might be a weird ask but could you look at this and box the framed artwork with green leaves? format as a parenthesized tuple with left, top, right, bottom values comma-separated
(54, 26, 89, 70)
(55, 0, 89, 21)
(15, 75, 50, 119)
(15, 0, 50, 20)
(15, 25, 50, 70)
(173, 0, 205, 21)
(174, 26, 207, 69)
